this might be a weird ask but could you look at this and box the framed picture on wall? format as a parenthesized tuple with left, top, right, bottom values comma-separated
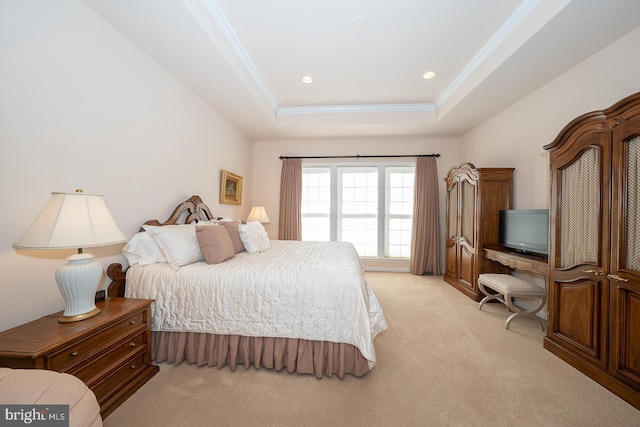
(220, 170, 243, 205)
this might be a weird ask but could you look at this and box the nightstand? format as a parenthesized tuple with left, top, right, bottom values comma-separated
(0, 297, 159, 418)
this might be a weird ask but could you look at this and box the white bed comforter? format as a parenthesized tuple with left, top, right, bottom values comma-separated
(124, 240, 388, 368)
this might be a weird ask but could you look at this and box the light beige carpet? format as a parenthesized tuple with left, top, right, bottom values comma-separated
(103, 273, 640, 426)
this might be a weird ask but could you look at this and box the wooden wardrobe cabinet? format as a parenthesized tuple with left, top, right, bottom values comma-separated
(544, 92, 640, 409)
(444, 163, 514, 301)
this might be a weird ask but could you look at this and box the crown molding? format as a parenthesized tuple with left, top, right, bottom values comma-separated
(188, 0, 568, 129)
(276, 104, 437, 127)
(184, 0, 279, 118)
(278, 103, 436, 115)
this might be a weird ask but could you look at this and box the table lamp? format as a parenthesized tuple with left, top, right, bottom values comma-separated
(13, 190, 127, 323)
(247, 205, 271, 224)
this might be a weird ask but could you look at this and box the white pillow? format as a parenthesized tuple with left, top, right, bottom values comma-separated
(195, 219, 219, 226)
(142, 224, 203, 269)
(121, 232, 167, 266)
(238, 221, 270, 253)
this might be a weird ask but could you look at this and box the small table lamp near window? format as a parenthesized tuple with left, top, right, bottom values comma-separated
(247, 205, 271, 224)
(13, 190, 127, 323)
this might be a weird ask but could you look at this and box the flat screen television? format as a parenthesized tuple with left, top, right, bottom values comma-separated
(499, 209, 549, 256)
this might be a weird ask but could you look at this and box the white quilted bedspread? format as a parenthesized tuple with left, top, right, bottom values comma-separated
(124, 240, 388, 368)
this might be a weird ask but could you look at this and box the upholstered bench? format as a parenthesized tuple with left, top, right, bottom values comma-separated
(478, 273, 546, 331)
(0, 368, 102, 427)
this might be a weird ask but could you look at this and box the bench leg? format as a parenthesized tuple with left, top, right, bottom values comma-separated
(478, 280, 508, 312)
(504, 294, 547, 331)
(478, 294, 505, 311)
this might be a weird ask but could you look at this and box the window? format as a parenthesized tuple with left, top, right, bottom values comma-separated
(301, 167, 331, 241)
(338, 167, 379, 256)
(301, 164, 414, 259)
(386, 167, 415, 258)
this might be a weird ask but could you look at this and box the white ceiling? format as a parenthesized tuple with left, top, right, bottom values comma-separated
(82, 0, 640, 141)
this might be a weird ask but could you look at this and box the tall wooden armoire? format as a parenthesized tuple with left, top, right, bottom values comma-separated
(444, 163, 514, 301)
(544, 92, 640, 410)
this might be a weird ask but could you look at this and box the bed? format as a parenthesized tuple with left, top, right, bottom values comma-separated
(107, 195, 388, 378)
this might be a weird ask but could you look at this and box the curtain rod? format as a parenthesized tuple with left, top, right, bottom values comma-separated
(279, 153, 440, 160)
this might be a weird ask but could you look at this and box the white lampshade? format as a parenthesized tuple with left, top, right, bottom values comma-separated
(13, 191, 127, 249)
(247, 205, 271, 224)
(13, 190, 127, 322)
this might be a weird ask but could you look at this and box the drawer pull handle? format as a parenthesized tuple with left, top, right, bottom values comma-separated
(607, 274, 629, 282)
(130, 342, 136, 347)
(130, 320, 136, 325)
(130, 364, 137, 369)
(581, 269, 605, 277)
(71, 351, 78, 357)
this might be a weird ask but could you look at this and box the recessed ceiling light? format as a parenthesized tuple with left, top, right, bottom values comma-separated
(352, 16, 367, 29)
(301, 76, 314, 84)
(422, 71, 436, 80)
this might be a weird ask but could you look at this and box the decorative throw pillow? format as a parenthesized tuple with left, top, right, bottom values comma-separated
(238, 221, 270, 253)
(194, 219, 219, 226)
(220, 221, 246, 253)
(121, 231, 167, 266)
(142, 224, 203, 269)
(195, 226, 236, 264)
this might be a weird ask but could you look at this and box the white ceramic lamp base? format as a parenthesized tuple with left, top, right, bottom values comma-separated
(55, 252, 102, 323)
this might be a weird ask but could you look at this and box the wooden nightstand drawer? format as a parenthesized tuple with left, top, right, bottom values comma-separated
(47, 310, 145, 372)
(92, 351, 148, 406)
(70, 331, 147, 383)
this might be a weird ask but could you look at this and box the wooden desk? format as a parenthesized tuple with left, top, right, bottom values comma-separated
(483, 246, 549, 276)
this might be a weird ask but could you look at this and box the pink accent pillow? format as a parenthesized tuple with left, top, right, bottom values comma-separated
(220, 221, 246, 253)
(195, 226, 235, 264)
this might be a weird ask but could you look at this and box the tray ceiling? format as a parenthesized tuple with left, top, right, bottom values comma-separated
(82, 0, 640, 140)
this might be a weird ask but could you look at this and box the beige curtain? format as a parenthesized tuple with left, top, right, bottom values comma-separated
(410, 156, 442, 275)
(278, 158, 302, 240)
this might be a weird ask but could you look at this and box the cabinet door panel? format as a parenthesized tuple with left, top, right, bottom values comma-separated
(447, 182, 458, 241)
(554, 278, 607, 366)
(622, 136, 640, 272)
(458, 244, 475, 289)
(458, 178, 476, 289)
(557, 147, 604, 269)
(613, 285, 640, 384)
(444, 240, 458, 278)
(611, 127, 640, 385)
(548, 132, 610, 367)
(444, 180, 459, 281)
(460, 179, 475, 247)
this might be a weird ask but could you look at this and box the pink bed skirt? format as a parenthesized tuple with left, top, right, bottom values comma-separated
(152, 331, 370, 379)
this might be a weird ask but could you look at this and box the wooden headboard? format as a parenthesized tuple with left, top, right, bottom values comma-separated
(106, 195, 217, 297)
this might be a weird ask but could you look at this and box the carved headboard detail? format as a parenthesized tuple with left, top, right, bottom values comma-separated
(140, 195, 215, 229)
(107, 195, 217, 297)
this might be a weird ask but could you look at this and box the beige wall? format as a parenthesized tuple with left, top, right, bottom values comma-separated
(460, 26, 640, 210)
(0, 0, 253, 330)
